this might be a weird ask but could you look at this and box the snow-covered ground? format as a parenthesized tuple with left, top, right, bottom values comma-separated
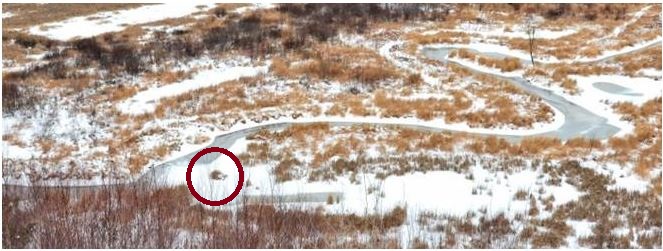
(2, 3, 661, 248)
(524, 74, 662, 136)
(2, 11, 14, 19)
(157, 127, 580, 218)
(118, 59, 270, 115)
(26, 2, 279, 41)
(569, 75, 661, 134)
(28, 3, 215, 40)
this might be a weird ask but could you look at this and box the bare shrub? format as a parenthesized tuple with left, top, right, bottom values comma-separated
(2, 81, 39, 114)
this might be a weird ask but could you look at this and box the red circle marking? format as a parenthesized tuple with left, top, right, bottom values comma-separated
(186, 147, 244, 206)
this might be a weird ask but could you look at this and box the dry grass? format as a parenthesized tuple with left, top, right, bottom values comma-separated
(2, 133, 26, 148)
(451, 49, 522, 72)
(156, 78, 310, 118)
(560, 78, 578, 95)
(272, 44, 402, 85)
(615, 45, 662, 76)
(143, 70, 195, 86)
(106, 85, 139, 102)
(609, 98, 662, 177)
(36, 137, 55, 153)
(406, 31, 469, 45)
(2, 184, 406, 248)
(2, 43, 29, 63)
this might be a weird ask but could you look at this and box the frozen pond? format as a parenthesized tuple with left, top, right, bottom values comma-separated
(593, 82, 643, 96)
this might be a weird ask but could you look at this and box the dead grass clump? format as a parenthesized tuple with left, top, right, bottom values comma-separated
(451, 49, 522, 72)
(107, 85, 138, 102)
(269, 56, 291, 78)
(608, 136, 639, 161)
(407, 31, 469, 44)
(151, 143, 172, 158)
(466, 136, 511, 155)
(415, 108, 434, 121)
(345, 97, 371, 117)
(531, 227, 566, 248)
(325, 104, 347, 116)
(144, 70, 193, 85)
(275, 155, 300, 182)
(191, 134, 209, 144)
(373, 90, 409, 118)
(246, 142, 271, 164)
(36, 137, 55, 153)
(560, 78, 578, 94)
(406, 73, 423, 86)
(580, 46, 601, 57)
(514, 189, 529, 200)
(48, 143, 78, 164)
(564, 137, 603, 150)
(128, 154, 149, 174)
(524, 67, 549, 77)
(634, 156, 657, 177)
(2, 134, 26, 147)
(418, 133, 455, 152)
(513, 137, 561, 156)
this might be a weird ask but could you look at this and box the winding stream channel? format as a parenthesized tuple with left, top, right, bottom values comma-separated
(3, 43, 633, 204)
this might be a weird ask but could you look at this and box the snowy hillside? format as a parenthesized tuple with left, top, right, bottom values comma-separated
(2, 3, 661, 249)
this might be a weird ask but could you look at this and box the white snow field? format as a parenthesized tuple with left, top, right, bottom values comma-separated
(567, 74, 662, 135)
(28, 3, 215, 40)
(27, 3, 278, 41)
(2, 3, 661, 248)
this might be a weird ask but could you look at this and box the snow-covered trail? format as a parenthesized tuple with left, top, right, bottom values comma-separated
(422, 36, 662, 65)
(421, 45, 620, 140)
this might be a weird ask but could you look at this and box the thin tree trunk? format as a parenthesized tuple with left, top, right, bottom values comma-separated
(528, 30, 535, 67)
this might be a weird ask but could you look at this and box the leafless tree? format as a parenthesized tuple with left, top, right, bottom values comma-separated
(525, 14, 537, 67)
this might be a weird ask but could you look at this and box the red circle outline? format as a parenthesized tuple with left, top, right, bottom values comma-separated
(186, 147, 244, 206)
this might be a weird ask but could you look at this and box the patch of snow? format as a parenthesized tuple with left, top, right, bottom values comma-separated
(568, 74, 662, 135)
(638, 68, 662, 79)
(117, 61, 270, 115)
(2, 11, 14, 19)
(29, 3, 216, 41)
(233, 3, 275, 14)
(1, 142, 35, 160)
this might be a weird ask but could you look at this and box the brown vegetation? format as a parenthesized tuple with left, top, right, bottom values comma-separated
(451, 49, 522, 72)
(271, 44, 402, 86)
(2, 184, 407, 248)
(407, 31, 469, 45)
(609, 98, 661, 177)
